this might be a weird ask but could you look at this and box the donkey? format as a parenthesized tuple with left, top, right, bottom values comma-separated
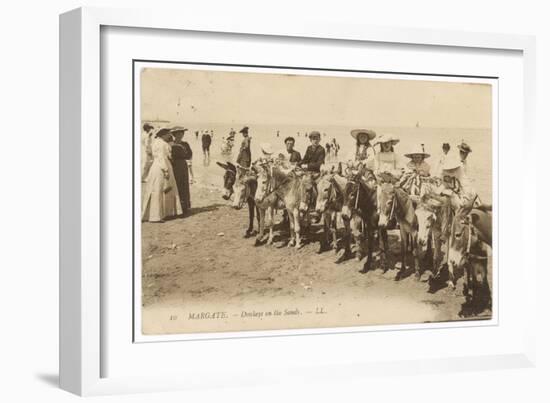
(415, 193, 449, 281)
(378, 182, 421, 280)
(340, 168, 383, 273)
(216, 161, 259, 237)
(253, 162, 286, 246)
(447, 205, 492, 315)
(314, 163, 350, 254)
(260, 166, 310, 248)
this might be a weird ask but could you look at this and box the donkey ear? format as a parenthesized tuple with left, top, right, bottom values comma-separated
(470, 212, 480, 225)
(337, 162, 343, 176)
(216, 161, 229, 170)
(226, 162, 237, 172)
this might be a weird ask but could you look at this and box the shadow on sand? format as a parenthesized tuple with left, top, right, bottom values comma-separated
(182, 203, 225, 218)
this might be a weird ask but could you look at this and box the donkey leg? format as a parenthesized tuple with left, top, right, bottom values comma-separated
(396, 228, 408, 280)
(318, 212, 330, 253)
(266, 207, 275, 245)
(294, 208, 303, 249)
(378, 227, 389, 270)
(331, 212, 338, 252)
(360, 225, 374, 273)
(447, 261, 456, 289)
(245, 199, 255, 238)
(412, 233, 421, 280)
(351, 217, 365, 261)
(255, 208, 265, 246)
(287, 210, 296, 247)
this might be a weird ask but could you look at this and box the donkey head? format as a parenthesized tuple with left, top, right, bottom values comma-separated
(216, 161, 237, 200)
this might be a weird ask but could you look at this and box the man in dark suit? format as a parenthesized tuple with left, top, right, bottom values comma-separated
(236, 126, 252, 168)
(298, 131, 325, 219)
(300, 131, 325, 172)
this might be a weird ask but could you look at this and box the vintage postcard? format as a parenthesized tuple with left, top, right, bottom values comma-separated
(135, 63, 495, 338)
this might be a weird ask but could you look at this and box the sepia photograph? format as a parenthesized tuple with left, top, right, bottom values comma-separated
(136, 64, 494, 336)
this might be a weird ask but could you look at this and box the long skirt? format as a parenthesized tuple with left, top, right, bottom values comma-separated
(141, 160, 182, 222)
(173, 160, 191, 212)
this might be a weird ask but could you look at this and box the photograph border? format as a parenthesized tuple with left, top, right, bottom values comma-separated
(132, 59, 499, 343)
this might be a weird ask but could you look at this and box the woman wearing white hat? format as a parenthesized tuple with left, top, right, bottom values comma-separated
(373, 133, 403, 180)
(437, 155, 477, 210)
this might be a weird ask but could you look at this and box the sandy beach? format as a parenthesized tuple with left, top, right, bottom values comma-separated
(140, 128, 493, 335)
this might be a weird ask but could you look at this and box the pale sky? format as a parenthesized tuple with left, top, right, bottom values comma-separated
(141, 67, 492, 129)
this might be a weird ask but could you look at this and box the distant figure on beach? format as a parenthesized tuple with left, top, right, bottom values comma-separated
(331, 138, 340, 159)
(276, 130, 280, 137)
(434, 142, 450, 178)
(325, 142, 332, 161)
(236, 126, 252, 168)
(201, 130, 212, 165)
(195, 130, 199, 140)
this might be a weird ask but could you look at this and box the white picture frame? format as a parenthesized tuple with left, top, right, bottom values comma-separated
(60, 6, 537, 396)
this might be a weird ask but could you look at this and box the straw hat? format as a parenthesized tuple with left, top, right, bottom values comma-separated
(260, 143, 274, 155)
(350, 129, 376, 140)
(405, 144, 430, 159)
(457, 141, 472, 153)
(376, 133, 400, 146)
(239, 126, 249, 134)
(170, 126, 188, 134)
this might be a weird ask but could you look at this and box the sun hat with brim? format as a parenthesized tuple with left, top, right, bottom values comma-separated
(376, 133, 400, 146)
(239, 126, 249, 134)
(351, 129, 376, 140)
(260, 143, 274, 155)
(155, 128, 172, 138)
(457, 142, 472, 153)
(405, 144, 430, 159)
(441, 156, 462, 171)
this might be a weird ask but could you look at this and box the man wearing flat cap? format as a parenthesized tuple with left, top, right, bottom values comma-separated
(236, 126, 252, 168)
(300, 131, 325, 172)
(298, 131, 325, 218)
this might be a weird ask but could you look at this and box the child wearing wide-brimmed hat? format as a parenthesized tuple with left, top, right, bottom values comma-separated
(404, 144, 431, 176)
(347, 129, 376, 169)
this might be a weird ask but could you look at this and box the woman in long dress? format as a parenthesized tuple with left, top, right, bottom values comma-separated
(170, 127, 194, 215)
(141, 123, 154, 181)
(141, 128, 182, 222)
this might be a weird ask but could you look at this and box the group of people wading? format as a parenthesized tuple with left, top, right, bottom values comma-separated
(218, 128, 492, 316)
